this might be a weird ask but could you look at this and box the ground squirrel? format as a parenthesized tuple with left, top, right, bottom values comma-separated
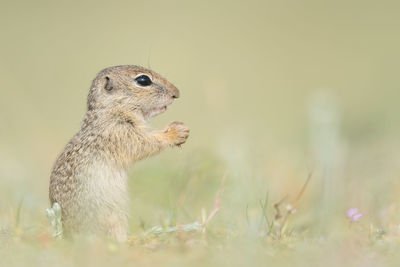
(49, 65, 190, 242)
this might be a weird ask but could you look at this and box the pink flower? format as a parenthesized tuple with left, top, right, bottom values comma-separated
(347, 208, 364, 222)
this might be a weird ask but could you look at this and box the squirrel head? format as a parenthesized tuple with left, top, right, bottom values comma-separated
(87, 65, 180, 120)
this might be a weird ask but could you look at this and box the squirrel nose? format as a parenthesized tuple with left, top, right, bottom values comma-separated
(171, 88, 180, 99)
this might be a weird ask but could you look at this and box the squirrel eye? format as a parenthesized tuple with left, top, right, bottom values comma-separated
(135, 75, 152, 87)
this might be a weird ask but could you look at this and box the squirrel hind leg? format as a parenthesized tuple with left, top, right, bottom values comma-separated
(100, 213, 129, 242)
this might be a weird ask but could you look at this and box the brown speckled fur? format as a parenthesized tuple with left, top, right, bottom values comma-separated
(49, 65, 189, 241)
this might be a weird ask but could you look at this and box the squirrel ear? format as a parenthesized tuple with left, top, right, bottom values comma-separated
(104, 76, 114, 91)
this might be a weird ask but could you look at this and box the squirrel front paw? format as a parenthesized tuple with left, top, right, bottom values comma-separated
(164, 121, 190, 146)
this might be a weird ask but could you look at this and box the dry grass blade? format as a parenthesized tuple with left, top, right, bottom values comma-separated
(276, 173, 312, 239)
(202, 173, 227, 233)
(291, 172, 312, 208)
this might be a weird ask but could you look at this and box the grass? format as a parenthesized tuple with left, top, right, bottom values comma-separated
(2, 146, 400, 267)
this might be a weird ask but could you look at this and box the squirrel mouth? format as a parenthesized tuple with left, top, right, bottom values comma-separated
(143, 99, 173, 119)
(149, 106, 167, 117)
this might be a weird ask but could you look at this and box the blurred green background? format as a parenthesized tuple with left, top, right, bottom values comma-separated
(1, 0, 400, 266)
